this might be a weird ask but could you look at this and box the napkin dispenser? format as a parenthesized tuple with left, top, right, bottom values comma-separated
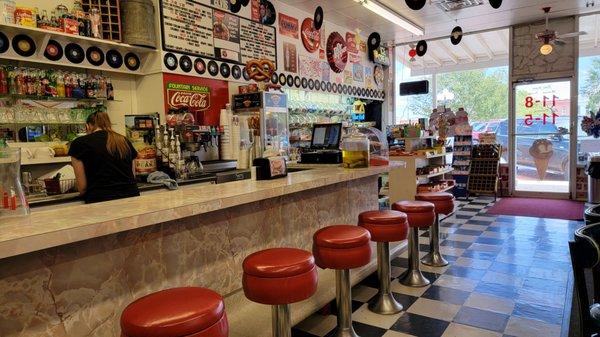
(253, 156, 287, 180)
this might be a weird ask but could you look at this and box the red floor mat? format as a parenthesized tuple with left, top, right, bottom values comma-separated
(485, 197, 585, 220)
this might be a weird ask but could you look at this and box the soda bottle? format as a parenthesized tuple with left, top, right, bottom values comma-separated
(8, 68, 16, 95)
(106, 78, 114, 100)
(64, 73, 72, 98)
(0, 67, 7, 94)
(56, 72, 65, 97)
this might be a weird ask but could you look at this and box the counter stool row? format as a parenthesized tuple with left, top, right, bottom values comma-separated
(118, 192, 455, 337)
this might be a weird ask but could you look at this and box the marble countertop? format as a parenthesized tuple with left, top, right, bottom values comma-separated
(0, 165, 398, 260)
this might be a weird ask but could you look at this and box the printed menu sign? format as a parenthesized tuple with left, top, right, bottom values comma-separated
(160, 0, 277, 65)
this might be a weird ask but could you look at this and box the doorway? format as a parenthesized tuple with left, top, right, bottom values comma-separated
(511, 79, 572, 197)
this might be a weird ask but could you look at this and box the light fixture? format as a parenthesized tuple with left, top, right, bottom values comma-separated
(540, 38, 553, 55)
(355, 0, 424, 36)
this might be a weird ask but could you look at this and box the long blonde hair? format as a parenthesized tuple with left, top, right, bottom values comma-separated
(86, 112, 131, 159)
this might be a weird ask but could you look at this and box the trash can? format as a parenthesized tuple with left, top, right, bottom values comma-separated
(587, 153, 600, 203)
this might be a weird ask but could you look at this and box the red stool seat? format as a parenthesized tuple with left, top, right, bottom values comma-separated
(243, 248, 318, 305)
(359, 210, 409, 242)
(416, 192, 455, 215)
(313, 225, 372, 270)
(120, 287, 228, 337)
(392, 201, 435, 228)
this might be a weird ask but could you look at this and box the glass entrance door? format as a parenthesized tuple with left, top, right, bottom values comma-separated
(512, 80, 572, 196)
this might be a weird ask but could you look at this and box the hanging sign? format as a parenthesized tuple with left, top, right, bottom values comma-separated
(279, 13, 299, 39)
(166, 82, 211, 112)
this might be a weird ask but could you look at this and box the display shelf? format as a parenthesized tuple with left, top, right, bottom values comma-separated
(0, 121, 86, 125)
(21, 156, 72, 166)
(0, 94, 119, 103)
(419, 168, 454, 180)
(0, 22, 152, 53)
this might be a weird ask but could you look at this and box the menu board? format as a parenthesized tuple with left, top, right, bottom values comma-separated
(160, 0, 277, 65)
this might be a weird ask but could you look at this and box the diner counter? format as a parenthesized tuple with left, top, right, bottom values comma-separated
(0, 164, 396, 260)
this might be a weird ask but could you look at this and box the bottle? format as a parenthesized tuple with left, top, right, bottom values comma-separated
(84, 13, 92, 37)
(106, 79, 114, 100)
(97, 76, 107, 99)
(7, 68, 16, 95)
(56, 74, 65, 97)
(77, 11, 85, 36)
(162, 129, 170, 166)
(0, 67, 7, 94)
(90, 8, 101, 38)
(64, 73, 72, 98)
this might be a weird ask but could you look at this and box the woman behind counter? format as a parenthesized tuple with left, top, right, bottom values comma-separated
(68, 112, 140, 204)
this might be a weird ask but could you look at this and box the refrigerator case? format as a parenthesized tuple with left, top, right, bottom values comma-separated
(232, 92, 290, 159)
(125, 114, 159, 180)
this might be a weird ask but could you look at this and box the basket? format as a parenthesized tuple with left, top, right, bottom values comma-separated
(42, 178, 77, 195)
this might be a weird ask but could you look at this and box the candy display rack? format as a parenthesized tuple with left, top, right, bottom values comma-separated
(467, 144, 501, 200)
(452, 131, 472, 199)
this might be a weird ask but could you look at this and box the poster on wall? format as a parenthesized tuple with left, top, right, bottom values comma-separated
(283, 42, 298, 73)
(279, 13, 298, 39)
(166, 82, 211, 115)
(320, 61, 330, 81)
(160, 0, 277, 65)
(326, 32, 348, 73)
(353, 63, 364, 82)
(301, 18, 321, 53)
(346, 32, 358, 53)
(299, 55, 321, 79)
(251, 0, 277, 25)
(344, 70, 353, 84)
(365, 66, 374, 89)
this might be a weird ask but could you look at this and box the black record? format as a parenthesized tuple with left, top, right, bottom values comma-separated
(271, 72, 278, 84)
(332, 84, 338, 93)
(124, 53, 141, 71)
(315, 80, 321, 91)
(232, 65, 241, 79)
(44, 40, 63, 61)
(279, 73, 286, 86)
(65, 43, 85, 64)
(370, 89, 375, 97)
(406, 0, 426, 10)
(242, 67, 250, 80)
(308, 79, 315, 90)
(301, 78, 308, 89)
(106, 49, 123, 68)
(86, 46, 104, 66)
(164, 53, 178, 70)
(220, 63, 231, 78)
(241, 0, 250, 6)
(0, 32, 8, 54)
(416, 40, 428, 57)
(368, 32, 381, 50)
(450, 26, 463, 45)
(286, 74, 294, 87)
(12, 34, 36, 57)
(489, 0, 502, 9)
(208, 60, 219, 76)
(194, 58, 206, 74)
(336, 83, 343, 94)
(326, 82, 332, 92)
(320, 81, 326, 91)
(263, 1, 276, 25)
(179, 55, 192, 72)
(229, 0, 242, 13)
(314, 6, 324, 30)
(294, 76, 301, 88)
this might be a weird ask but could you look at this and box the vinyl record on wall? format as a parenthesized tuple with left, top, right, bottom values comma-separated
(164, 53, 178, 70)
(229, 0, 242, 13)
(332, 84, 338, 93)
(65, 43, 84, 63)
(313, 6, 324, 30)
(416, 40, 427, 57)
(0, 32, 8, 54)
(320, 81, 326, 91)
(241, 0, 250, 6)
(179, 55, 192, 72)
(450, 26, 463, 45)
(286, 74, 294, 87)
(13, 34, 36, 57)
(406, 0, 426, 10)
(232, 65, 241, 79)
(195, 58, 206, 74)
(368, 32, 381, 50)
(279, 73, 286, 86)
(243, 66, 250, 80)
(124, 53, 141, 71)
(294, 76, 301, 88)
(315, 80, 321, 91)
(208, 60, 219, 76)
(220, 63, 231, 78)
(342, 85, 348, 95)
(86, 46, 104, 66)
(301, 78, 308, 89)
(308, 79, 315, 90)
(336, 83, 343, 94)
(489, 0, 502, 9)
(44, 40, 63, 61)
(106, 49, 123, 68)
(271, 72, 278, 84)
(326, 82, 332, 92)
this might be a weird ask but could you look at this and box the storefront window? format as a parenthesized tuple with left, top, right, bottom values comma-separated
(578, 55, 600, 164)
(394, 63, 432, 123)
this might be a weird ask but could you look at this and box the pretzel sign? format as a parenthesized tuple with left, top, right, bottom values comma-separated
(246, 59, 276, 82)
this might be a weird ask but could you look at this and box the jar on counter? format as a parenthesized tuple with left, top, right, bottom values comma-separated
(341, 127, 369, 169)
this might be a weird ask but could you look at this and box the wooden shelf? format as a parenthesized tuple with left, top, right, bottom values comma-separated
(418, 168, 454, 180)
(0, 94, 119, 103)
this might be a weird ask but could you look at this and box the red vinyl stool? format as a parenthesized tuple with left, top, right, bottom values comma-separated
(313, 225, 371, 337)
(120, 287, 228, 337)
(416, 192, 456, 267)
(243, 248, 318, 337)
(358, 210, 408, 314)
(392, 201, 435, 287)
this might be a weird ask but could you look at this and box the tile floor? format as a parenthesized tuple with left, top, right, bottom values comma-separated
(292, 197, 583, 337)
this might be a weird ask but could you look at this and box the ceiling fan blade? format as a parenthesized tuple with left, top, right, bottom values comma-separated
(557, 31, 587, 39)
(554, 39, 566, 46)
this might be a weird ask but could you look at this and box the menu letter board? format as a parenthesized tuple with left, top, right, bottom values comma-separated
(160, 0, 277, 65)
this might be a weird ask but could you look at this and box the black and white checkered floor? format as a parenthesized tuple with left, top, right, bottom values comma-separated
(292, 197, 583, 337)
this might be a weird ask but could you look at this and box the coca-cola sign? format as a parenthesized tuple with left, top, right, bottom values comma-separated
(166, 82, 211, 112)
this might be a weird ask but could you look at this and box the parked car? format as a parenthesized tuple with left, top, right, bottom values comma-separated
(472, 120, 501, 143)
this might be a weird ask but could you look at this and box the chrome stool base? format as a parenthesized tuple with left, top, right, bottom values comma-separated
(271, 304, 291, 337)
(399, 227, 430, 287)
(421, 214, 449, 267)
(332, 269, 361, 337)
(369, 242, 403, 314)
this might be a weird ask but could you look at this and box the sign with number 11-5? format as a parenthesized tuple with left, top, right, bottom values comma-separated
(524, 113, 559, 126)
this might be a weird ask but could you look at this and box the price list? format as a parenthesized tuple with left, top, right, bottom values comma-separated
(162, 0, 215, 57)
(240, 21, 277, 64)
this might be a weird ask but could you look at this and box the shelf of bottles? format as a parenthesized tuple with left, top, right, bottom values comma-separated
(285, 88, 354, 146)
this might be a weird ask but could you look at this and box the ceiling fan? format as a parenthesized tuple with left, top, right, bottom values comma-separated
(535, 7, 587, 55)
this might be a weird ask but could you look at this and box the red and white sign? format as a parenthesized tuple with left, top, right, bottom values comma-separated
(301, 18, 321, 53)
(326, 32, 348, 73)
(279, 13, 299, 39)
(346, 32, 358, 53)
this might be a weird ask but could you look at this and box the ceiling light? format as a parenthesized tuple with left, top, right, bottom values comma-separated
(355, 0, 424, 36)
(540, 43, 553, 55)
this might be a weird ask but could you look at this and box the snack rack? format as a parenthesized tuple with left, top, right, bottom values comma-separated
(452, 131, 473, 199)
(81, 0, 122, 42)
(467, 144, 501, 201)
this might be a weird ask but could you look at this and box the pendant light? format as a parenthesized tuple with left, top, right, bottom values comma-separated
(540, 37, 553, 55)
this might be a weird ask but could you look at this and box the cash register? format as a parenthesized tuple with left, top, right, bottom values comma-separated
(299, 123, 343, 164)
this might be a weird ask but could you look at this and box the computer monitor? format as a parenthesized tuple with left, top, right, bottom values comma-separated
(311, 123, 342, 150)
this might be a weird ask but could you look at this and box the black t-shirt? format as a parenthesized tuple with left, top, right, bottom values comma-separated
(68, 130, 140, 204)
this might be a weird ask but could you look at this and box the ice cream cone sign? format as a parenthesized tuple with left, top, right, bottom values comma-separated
(529, 139, 553, 180)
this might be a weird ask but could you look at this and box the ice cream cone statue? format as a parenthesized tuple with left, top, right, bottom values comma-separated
(529, 139, 554, 180)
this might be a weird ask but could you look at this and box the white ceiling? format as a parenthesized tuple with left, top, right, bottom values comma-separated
(279, 0, 600, 44)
